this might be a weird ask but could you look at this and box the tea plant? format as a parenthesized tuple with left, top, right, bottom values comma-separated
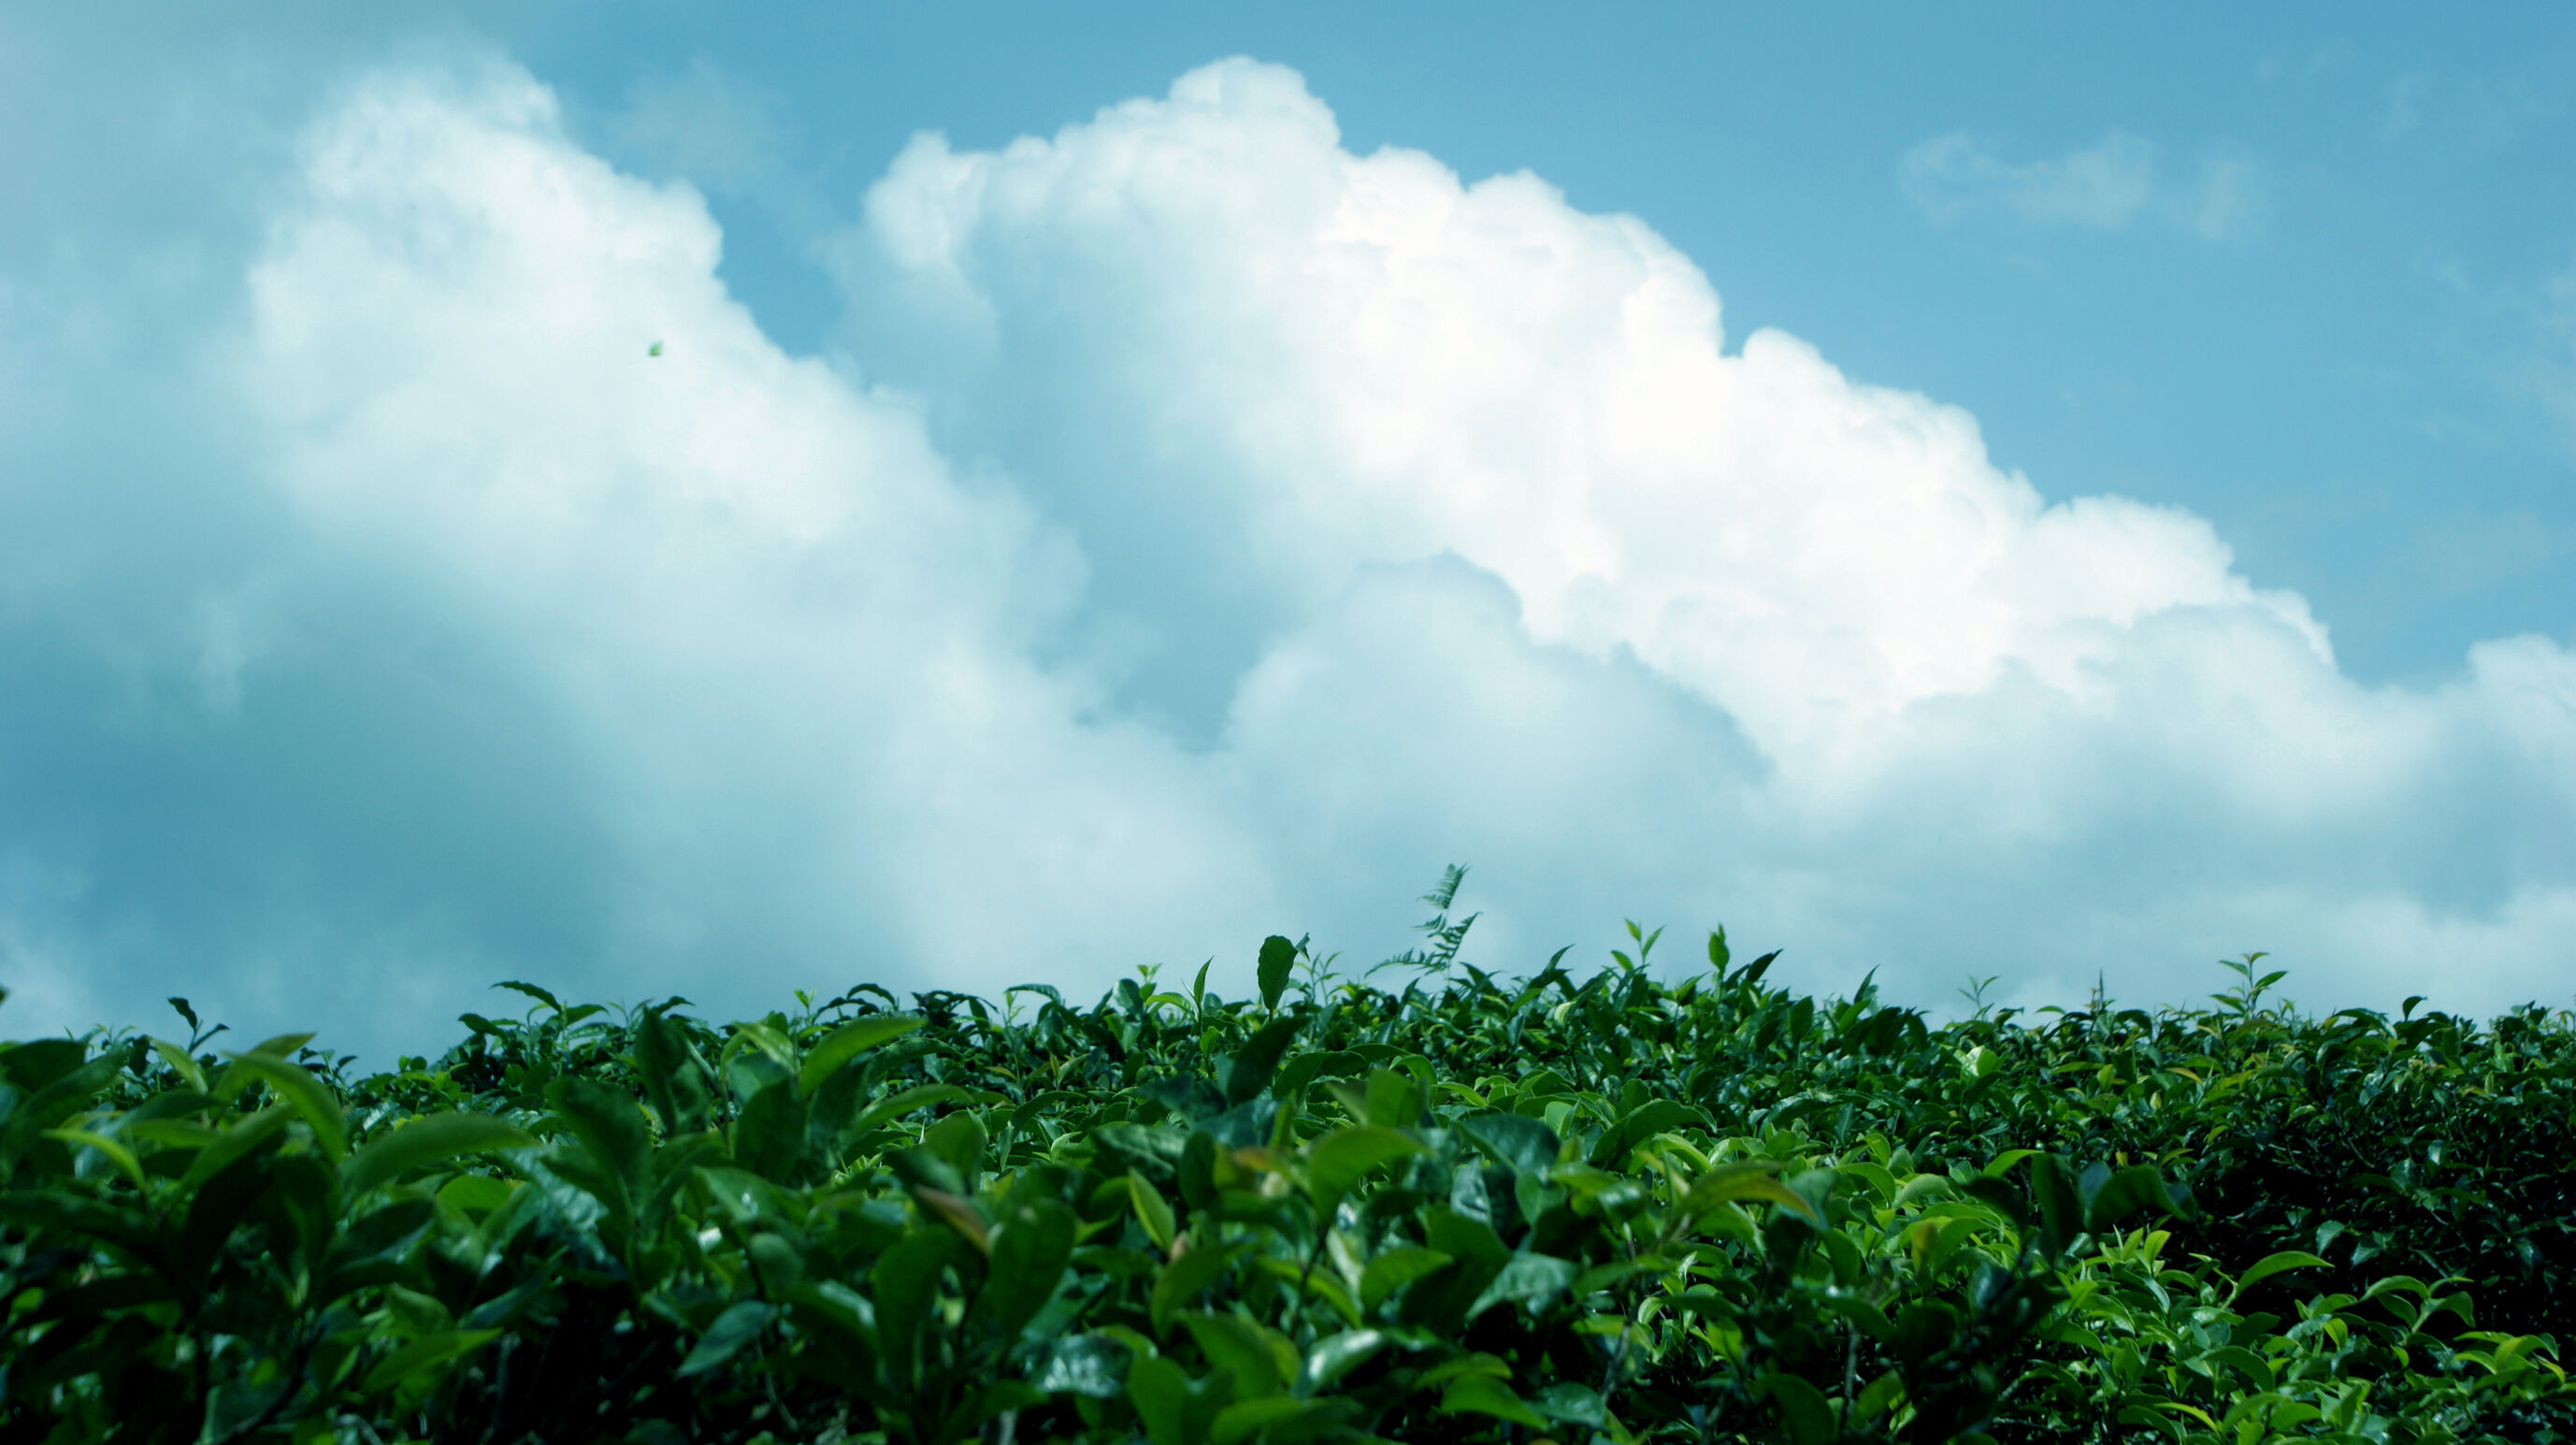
(1, 894, 2568, 1443)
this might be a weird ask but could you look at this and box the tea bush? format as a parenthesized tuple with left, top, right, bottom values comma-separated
(3, 888, 2569, 1443)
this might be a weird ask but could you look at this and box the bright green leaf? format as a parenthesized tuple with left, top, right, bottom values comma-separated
(361, 1329, 501, 1394)
(1683, 1161, 1825, 1229)
(2228, 1250, 2332, 1304)
(1302, 1125, 1424, 1212)
(850, 1083, 971, 1137)
(177, 1105, 295, 1192)
(216, 1051, 347, 1162)
(38, 1130, 149, 1194)
(1130, 1171, 1177, 1254)
(678, 1300, 776, 1377)
(1359, 1246, 1452, 1314)
(1438, 1375, 1548, 1430)
(1762, 1372, 1837, 1445)
(798, 1015, 925, 1096)
(1179, 1311, 1296, 1398)
(1152, 1240, 1250, 1337)
(343, 1112, 537, 1195)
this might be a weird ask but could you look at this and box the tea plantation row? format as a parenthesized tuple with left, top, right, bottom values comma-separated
(1, 917, 2569, 1443)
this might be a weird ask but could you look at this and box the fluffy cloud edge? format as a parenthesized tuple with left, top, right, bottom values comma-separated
(0, 55, 2568, 1062)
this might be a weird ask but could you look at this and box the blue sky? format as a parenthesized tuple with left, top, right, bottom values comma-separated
(1, 4, 2569, 1060)
(553, 2, 2576, 684)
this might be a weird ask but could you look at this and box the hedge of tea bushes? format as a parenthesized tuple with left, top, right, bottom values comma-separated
(2, 925, 2570, 1443)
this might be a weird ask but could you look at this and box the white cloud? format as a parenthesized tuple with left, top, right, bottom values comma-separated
(2427, 249, 2576, 463)
(1904, 130, 2160, 229)
(1, 56, 2569, 1058)
(2383, 73, 2561, 149)
(219, 62, 1288, 1037)
(839, 65, 2329, 781)
(1902, 129, 2267, 238)
(606, 58, 795, 200)
(828, 60, 2571, 1010)
(2188, 141, 2267, 240)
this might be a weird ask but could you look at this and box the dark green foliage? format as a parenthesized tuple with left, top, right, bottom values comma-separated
(1, 910, 2569, 1444)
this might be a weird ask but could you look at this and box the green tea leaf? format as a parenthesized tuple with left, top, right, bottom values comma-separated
(1855, 1368, 1907, 1423)
(2081, 1163, 2184, 1234)
(1032, 1334, 1131, 1399)
(1179, 1311, 1296, 1398)
(360, 1329, 501, 1394)
(123, 1118, 221, 1151)
(1467, 1250, 1579, 1322)
(493, 980, 562, 1012)
(2029, 1153, 2081, 1257)
(1129, 1353, 1233, 1445)
(631, 1006, 711, 1136)
(1209, 1396, 1335, 1445)
(1458, 1110, 1561, 1178)
(671, 1300, 772, 1377)
(1760, 1372, 1838, 1445)
(2229, 1250, 2332, 1304)
(921, 1108, 987, 1192)
(1532, 1380, 1607, 1426)
(731, 1075, 813, 1185)
(1304, 1328, 1388, 1390)
(1129, 1171, 1177, 1254)
(240, 1033, 317, 1061)
(1152, 1239, 1250, 1336)
(1979, 1148, 2040, 1179)
(1423, 1205, 1511, 1266)
(983, 1192, 1077, 1339)
(0, 1050, 131, 1171)
(1683, 1161, 1825, 1229)
(850, 1083, 971, 1137)
(873, 1226, 970, 1389)
(215, 1052, 346, 1162)
(1438, 1375, 1548, 1430)
(2, 1039, 87, 1092)
(914, 1186, 990, 1252)
(1221, 1015, 1300, 1105)
(547, 1076, 653, 1205)
(343, 1112, 537, 1195)
(1257, 934, 1296, 1014)
(176, 1104, 295, 1192)
(1359, 1245, 1453, 1313)
(1360, 1065, 1421, 1128)
(436, 1174, 517, 1217)
(148, 1038, 207, 1094)
(36, 1129, 149, 1194)
(1302, 1124, 1424, 1213)
(798, 1014, 925, 1096)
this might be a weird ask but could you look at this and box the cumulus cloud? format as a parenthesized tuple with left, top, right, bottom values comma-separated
(1, 55, 2569, 1060)
(2383, 73, 2561, 149)
(1903, 129, 2267, 238)
(0, 58, 1284, 1053)
(2426, 249, 2576, 464)
(232, 63, 1298, 1026)
(606, 58, 797, 200)
(1903, 130, 2160, 229)
(827, 60, 2569, 1007)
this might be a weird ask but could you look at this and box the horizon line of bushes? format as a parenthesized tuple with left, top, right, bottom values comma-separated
(3, 876, 2571, 1443)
